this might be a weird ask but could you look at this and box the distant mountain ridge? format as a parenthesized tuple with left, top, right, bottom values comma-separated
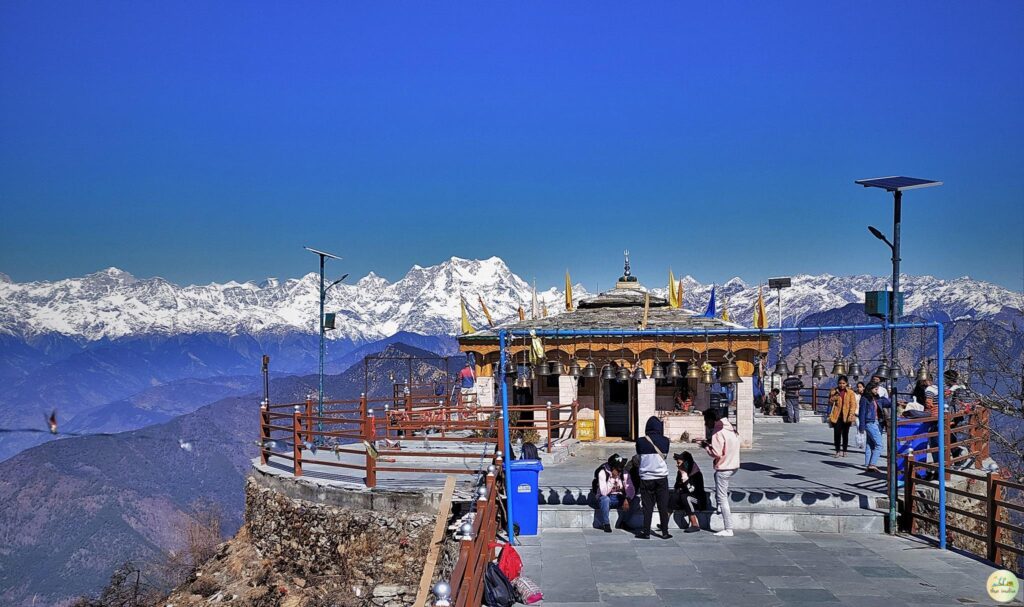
(1, 258, 1020, 342)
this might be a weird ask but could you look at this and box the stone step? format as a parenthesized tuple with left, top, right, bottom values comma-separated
(754, 412, 828, 424)
(537, 486, 887, 511)
(537, 504, 885, 534)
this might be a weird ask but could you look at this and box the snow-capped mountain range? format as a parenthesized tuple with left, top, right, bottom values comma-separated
(0, 257, 1020, 342)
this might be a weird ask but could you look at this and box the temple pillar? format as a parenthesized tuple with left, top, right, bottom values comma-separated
(735, 379, 754, 448)
(477, 376, 494, 409)
(557, 375, 576, 406)
(637, 378, 656, 429)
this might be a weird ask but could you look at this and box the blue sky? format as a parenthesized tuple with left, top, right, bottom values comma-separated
(1, 2, 1022, 291)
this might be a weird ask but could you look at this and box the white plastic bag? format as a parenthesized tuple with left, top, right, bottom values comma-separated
(856, 430, 865, 450)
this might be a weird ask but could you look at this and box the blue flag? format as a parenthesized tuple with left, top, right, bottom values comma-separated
(703, 286, 716, 318)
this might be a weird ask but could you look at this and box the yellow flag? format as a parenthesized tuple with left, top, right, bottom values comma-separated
(641, 292, 650, 329)
(754, 285, 768, 329)
(565, 270, 574, 312)
(543, 303, 548, 318)
(529, 330, 545, 363)
(677, 280, 684, 310)
(478, 295, 494, 327)
(722, 296, 730, 323)
(460, 297, 476, 334)
(518, 304, 525, 321)
(668, 270, 678, 308)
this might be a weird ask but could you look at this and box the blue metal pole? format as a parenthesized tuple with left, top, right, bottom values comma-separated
(500, 322, 935, 339)
(498, 330, 516, 545)
(937, 322, 947, 549)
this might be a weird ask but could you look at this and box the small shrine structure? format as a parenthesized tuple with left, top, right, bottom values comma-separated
(458, 257, 770, 447)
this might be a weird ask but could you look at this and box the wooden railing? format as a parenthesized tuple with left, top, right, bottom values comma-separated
(904, 459, 1023, 575)
(260, 394, 503, 488)
(892, 407, 991, 475)
(448, 468, 501, 607)
(506, 401, 579, 453)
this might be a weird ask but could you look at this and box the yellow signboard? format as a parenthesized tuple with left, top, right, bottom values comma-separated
(577, 419, 595, 442)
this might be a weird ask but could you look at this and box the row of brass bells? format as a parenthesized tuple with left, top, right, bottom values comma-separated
(792, 360, 807, 376)
(812, 361, 828, 380)
(831, 357, 848, 376)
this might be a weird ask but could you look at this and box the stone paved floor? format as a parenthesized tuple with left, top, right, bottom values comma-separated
(516, 528, 1021, 606)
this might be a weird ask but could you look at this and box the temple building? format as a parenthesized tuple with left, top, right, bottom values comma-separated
(458, 257, 770, 447)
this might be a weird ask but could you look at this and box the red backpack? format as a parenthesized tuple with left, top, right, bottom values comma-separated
(497, 544, 523, 581)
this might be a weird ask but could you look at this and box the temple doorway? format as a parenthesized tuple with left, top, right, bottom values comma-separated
(603, 378, 633, 440)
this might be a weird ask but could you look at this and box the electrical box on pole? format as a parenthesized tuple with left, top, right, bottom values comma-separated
(864, 291, 904, 320)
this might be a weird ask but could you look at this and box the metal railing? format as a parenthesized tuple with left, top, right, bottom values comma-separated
(446, 470, 501, 607)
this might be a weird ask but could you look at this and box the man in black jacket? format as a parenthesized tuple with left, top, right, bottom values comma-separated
(635, 416, 672, 539)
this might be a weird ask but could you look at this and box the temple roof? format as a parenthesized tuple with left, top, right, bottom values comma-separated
(461, 305, 750, 341)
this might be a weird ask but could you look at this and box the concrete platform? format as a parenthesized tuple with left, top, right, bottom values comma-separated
(515, 529, 1017, 606)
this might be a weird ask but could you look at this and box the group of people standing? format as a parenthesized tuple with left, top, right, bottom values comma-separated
(591, 411, 740, 539)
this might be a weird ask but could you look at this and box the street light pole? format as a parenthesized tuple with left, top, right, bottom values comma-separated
(856, 176, 941, 536)
(304, 247, 342, 435)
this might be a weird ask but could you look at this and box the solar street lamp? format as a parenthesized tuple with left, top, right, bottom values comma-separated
(855, 175, 942, 537)
(304, 246, 347, 440)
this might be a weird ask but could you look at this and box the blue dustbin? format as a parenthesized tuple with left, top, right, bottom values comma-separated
(895, 420, 932, 482)
(509, 459, 544, 536)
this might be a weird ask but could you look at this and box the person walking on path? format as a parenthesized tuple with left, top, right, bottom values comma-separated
(591, 454, 638, 532)
(672, 452, 707, 533)
(782, 371, 804, 423)
(702, 411, 740, 537)
(458, 361, 476, 393)
(858, 382, 892, 473)
(828, 375, 859, 457)
(635, 416, 672, 540)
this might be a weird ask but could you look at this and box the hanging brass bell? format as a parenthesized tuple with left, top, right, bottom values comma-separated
(526, 365, 536, 381)
(793, 360, 807, 376)
(601, 364, 615, 381)
(915, 363, 929, 383)
(700, 364, 715, 384)
(536, 361, 551, 376)
(568, 359, 581, 377)
(847, 359, 863, 378)
(812, 362, 827, 380)
(651, 363, 666, 380)
(873, 361, 889, 380)
(831, 357, 848, 377)
(666, 361, 682, 379)
(582, 361, 598, 378)
(632, 366, 647, 381)
(615, 366, 631, 382)
(888, 363, 904, 381)
(719, 361, 742, 384)
(685, 363, 701, 380)
(773, 359, 791, 376)
(549, 360, 564, 376)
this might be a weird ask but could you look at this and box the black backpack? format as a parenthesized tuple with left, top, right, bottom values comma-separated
(520, 442, 539, 460)
(591, 464, 606, 494)
(483, 561, 516, 607)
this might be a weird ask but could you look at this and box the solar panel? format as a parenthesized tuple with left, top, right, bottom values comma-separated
(304, 246, 342, 260)
(855, 176, 942, 192)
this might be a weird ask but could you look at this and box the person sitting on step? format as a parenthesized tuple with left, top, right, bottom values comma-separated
(590, 454, 638, 533)
(672, 451, 707, 533)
